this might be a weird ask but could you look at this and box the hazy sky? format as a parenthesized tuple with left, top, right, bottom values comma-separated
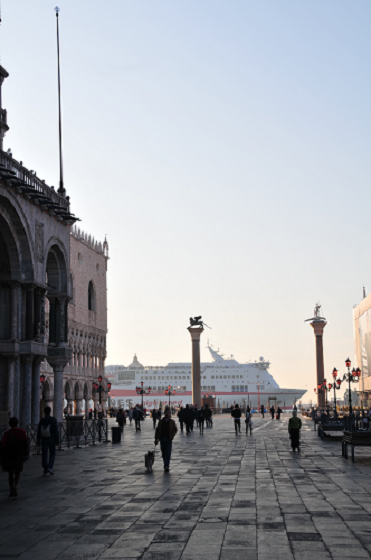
(2, 1, 371, 400)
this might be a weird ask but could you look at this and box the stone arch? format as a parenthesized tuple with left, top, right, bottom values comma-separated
(45, 244, 68, 296)
(0, 195, 34, 283)
(64, 379, 74, 400)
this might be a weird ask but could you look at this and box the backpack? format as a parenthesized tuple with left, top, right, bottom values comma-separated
(40, 422, 51, 438)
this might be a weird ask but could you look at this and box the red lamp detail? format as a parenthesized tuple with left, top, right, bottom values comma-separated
(352, 368, 357, 378)
(345, 358, 351, 368)
(314, 388, 317, 393)
(93, 383, 98, 390)
(98, 375, 103, 383)
(332, 368, 338, 379)
(107, 382, 112, 390)
(40, 374, 46, 384)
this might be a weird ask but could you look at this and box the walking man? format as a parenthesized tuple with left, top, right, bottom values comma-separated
(270, 405, 275, 420)
(177, 406, 185, 432)
(1, 417, 29, 497)
(198, 407, 205, 434)
(116, 409, 125, 432)
(155, 407, 178, 472)
(152, 409, 157, 429)
(231, 404, 242, 435)
(204, 404, 212, 427)
(184, 404, 192, 435)
(288, 409, 302, 451)
(133, 406, 142, 431)
(260, 405, 265, 418)
(37, 406, 59, 476)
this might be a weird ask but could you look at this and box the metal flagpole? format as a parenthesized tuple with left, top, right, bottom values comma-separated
(55, 7, 64, 195)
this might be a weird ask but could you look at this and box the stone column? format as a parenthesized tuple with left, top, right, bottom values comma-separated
(75, 399, 82, 415)
(85, 398, 90, 418)
(58, 297, 67, 346)
(5, 353, 17, 417)
(10, 282, 19, 342)
(25, 286, 34, 341)
(21, 355, 33, 427)
(187, 327, 204, 408)
(310, 320, 327, 408)
(67, 399, 74, 414)
(46, 354, 70, 422)
(31, 358, 43, 425)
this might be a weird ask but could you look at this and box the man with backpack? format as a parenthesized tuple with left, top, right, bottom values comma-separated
(37, 406, 59, 476)
(231, 404, 242, 435)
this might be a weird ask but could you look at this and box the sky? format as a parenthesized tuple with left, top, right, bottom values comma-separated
(1, 1, 371, 401)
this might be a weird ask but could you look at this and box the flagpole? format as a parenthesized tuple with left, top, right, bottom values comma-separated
(55, 6, 64, 195)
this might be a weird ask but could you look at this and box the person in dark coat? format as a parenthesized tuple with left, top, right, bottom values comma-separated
(231, 404, 242, 434)
(277, 407, 282, 420)
(177, 407, 185, 432)
(198, 407, 205, 434)
(204, 404, 212, 427)
(133, 406, 143, 431)
(288, 410, 302, 451)
(270, 406, 275, 420)
(184, 404, 193, 435)
(116, 409, 125, 432)
(155, 407, 178, 472)
(37, 406, 59, 476)
(1, 417, 29, 497)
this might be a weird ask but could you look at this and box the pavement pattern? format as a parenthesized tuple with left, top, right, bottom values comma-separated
(1, 414, 371, 560)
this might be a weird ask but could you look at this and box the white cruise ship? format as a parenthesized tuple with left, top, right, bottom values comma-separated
(106, 345, 307, 410)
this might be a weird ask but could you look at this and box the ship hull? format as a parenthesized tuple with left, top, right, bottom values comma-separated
(109, 387, 307, 410)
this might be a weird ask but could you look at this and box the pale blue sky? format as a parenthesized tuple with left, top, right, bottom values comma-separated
(2, 1, 371, 399)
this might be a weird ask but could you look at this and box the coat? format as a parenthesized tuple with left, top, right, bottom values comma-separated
(155, 418, 178, 441)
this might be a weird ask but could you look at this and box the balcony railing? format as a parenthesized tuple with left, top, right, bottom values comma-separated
(0, 150, 69, 211)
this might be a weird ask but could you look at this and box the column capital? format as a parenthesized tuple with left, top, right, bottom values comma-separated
(310, 320, 327, 337)
(187, 327, 204, 340)
(21, 354, 34, 365)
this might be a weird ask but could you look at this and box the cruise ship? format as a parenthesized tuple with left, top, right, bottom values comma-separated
(106, 345, 307, 410)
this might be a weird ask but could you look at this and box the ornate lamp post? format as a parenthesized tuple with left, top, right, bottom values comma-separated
(165, 385, 176, 408)
(314, 379, 329, 409)
(326, 367, 342, 416)
(343, 358, 361, 415)
(136, 381, 151, 411)
(93, 375, 112, 406)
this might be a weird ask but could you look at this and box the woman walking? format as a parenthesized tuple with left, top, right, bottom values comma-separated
(1, 417, 29, 497)
(245, 407, 253, 435)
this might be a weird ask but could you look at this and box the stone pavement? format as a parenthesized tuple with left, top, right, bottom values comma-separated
(1, 414, 371, 560)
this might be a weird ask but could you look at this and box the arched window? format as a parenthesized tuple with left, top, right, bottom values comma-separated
(88, 281, 96, 312)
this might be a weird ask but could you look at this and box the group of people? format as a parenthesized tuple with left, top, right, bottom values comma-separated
(115, 406, 144, 432)
(231, 404, 253, 435)
(0, 406, 60, 498)
(177, 404, 213, 435)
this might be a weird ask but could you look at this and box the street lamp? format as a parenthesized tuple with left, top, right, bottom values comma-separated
(164, 385, 175, 408)
(314, 379, 329, 408)
(136, 380, 151, 411)
(342, 358, 361, 415)
(326, 367, 342, 416)
(93, 375, 112, 405)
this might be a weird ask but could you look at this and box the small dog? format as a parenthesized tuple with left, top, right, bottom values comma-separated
(145, 450, 155, 473)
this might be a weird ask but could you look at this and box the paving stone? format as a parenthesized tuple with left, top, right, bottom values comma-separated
(2, 415, 371, 559)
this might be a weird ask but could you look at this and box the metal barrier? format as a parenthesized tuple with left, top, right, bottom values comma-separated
(1, 419, 109, 452)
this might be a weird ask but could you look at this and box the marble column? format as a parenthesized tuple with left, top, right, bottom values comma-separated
(31, 358, 42, 425)
(187, 326, 204, 408)
(76, 399, 83, 415)
(21, 355, 33, 427)
(85, 398, 90, 418)
(67, 399, 74, 414)
(10, 282, 19, 342)
(48, 360, 68, 421)
(5, 353, 17, 417)
(310, 319, 327, 408)
(25, 286, 34, 341)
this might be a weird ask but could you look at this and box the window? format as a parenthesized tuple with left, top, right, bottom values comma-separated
(118, 372, 135, 381)
(88, 281, 96, 311)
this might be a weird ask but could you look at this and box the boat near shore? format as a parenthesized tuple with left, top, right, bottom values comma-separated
(106, 345, 307, 410)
